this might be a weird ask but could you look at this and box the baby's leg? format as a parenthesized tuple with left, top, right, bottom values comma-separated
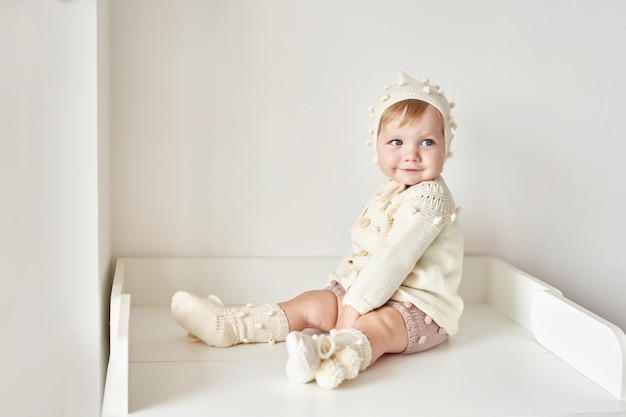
(281, 289, 341, 383)
(171, 292, 289, 347)
(352, 306, 408, 365)
(310, 307, 408, 389)
(278, 289, 340, 332)
(170, 288, 339, 348)
(342, 301, 448, 365)
(286, 305, 408, 388)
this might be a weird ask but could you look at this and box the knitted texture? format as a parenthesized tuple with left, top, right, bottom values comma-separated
(330, 176, 464, 335)
(390, 300, 449, 354)
(368, 72, 457, 161)
(285, 332, 336, 384)
(315, 329, 372, 389)
(286, 328, 372, 388)
(170, 291, 288, 347)
(316, 348, 360, 389)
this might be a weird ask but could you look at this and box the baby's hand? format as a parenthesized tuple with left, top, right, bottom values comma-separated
(335, 305, 362, 329)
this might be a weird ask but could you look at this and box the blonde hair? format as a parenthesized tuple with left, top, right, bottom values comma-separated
(378, 99, 443, 135)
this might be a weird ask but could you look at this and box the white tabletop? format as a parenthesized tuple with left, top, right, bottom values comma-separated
(123, 303, 626, 417)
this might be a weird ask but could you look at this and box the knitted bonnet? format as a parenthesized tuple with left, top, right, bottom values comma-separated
(368, 72, 457, 162)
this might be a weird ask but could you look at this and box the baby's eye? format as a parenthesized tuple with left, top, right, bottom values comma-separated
(421, 139, 435, 147)
(390, 139, 403, 146)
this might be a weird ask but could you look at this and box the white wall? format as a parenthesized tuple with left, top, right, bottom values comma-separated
(98, 0, 113, 407)
(0, 1, 103, 416)
(111, 0, 625, 332)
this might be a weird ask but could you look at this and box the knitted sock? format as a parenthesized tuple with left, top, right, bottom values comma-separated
(285, 331, 336, 383)
(315, 328, 372, 389)
(170, 291, 289, 347)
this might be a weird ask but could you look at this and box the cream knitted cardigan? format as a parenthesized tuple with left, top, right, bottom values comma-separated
(330, 176, 464, 335)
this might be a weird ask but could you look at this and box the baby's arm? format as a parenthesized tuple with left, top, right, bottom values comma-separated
(342, 182, 455, 315)
(342, 209, 442, 314)
(335, 304, 362, 329)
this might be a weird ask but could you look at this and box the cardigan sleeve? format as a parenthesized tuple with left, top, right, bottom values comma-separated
(341, 181, 455, 314)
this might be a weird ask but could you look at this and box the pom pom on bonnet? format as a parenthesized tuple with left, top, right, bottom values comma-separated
(368, 72, 457, 162)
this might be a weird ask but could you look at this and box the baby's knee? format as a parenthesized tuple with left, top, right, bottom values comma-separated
(283, 289, 338, 331)
(304, 289, 339, 331)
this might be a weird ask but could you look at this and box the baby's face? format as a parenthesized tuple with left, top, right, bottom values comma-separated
(376, 105, 446, 187)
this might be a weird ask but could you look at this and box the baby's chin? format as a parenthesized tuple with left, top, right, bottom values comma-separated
(392, 169, 441, 187)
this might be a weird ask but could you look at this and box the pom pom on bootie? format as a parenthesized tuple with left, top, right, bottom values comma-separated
(315, 356, 347, 389)
(285, 332, 336, 384)
(315, 347, 361, 389)
(333, 347, 361, 380)
(312, 328, 372, 389)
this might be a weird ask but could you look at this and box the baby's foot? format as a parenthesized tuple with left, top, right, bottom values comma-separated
(171, 291, 238, 347)
(315, 347, 361, 389)
(285, 332, 320, 383)
(285, 332, 337, 383)
(171, 291, 289, 347)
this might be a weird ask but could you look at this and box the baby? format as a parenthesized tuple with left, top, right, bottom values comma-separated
(171, 72, 463, 389)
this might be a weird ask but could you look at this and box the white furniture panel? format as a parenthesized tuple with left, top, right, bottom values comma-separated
(102, 256, 626, 416)
(532, 290, 626, 400)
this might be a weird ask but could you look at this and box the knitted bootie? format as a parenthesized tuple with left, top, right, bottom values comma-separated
(315, 329, 372, 389)
(285, 332, 337, 384)
(171, 291, 289, 347)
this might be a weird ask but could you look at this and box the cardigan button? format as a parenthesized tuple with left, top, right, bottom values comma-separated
(357, 249, 369, 256)
(358, 218, 371, 227)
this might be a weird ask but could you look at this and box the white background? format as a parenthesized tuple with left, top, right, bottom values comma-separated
(1, 1, 624, 416)
(111, 0, 626, 329)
